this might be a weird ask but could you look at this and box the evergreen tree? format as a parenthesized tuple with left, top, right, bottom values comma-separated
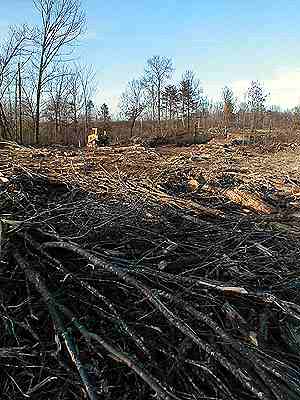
(247, 81, 268, 130)
(179, 71, 201, 132)
(162, 84, 179, 120)
(222, 86, 235, 129)
(99, 103, 111, 132)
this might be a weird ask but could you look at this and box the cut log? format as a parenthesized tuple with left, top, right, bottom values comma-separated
(223, 188, 275, 214)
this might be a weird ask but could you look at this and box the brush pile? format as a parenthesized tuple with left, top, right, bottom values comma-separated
(2, 140, 300, 400)
(1, 168, 300, 400)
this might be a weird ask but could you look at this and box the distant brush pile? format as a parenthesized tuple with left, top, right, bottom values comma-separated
(2, 172, 300, 399)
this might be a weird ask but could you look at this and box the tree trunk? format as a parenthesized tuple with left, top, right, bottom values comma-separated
(55, 110, 59, 143)
(187, 97, 190, 133)
(35, 49, 45, 144)
(84, 99, 88, 134)
(251, 112, 256, 132)
(74, 105, 78, 145)
(18, 62, 23, 144)
(35, 94, 41, 143)
(130, 117, 136, 137)
(0, 105, 6, 139)
(35, 76, 42, 144)
(158, 81, 161, 131)
(0, 102, 12, 140)
(15, 76, 18, 140)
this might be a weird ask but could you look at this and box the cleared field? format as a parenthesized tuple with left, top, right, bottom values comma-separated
(2, 139, 300, 218)
(1, 140, 300, 400)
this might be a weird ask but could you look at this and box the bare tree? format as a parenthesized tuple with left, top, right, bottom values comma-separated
(17, 62, 23, 142)
(142, 83, 156, 133)
(45, 66, 71, 141)
(119, 79, 145, 137)
(79, 64, 96, 133)
(0, 25, 29, 139)
(143, 55, 173, 130)
(32, 0, 86, 143)
(68, 65, 83, 142)
(21, 67, 38, 142)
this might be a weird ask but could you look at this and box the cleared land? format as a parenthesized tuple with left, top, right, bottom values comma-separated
(2, 139, 300, 218)
(1, 139, 300, 399)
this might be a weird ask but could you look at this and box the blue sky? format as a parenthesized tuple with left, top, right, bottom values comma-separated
(2, 0, 300, 112)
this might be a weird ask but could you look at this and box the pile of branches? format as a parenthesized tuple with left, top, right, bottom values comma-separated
(1, 173, 300, 399)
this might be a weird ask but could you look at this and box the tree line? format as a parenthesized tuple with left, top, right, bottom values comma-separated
(1, 1, 300, 146)
(0, 0, 111, 145)
(119, 55, 300, 139)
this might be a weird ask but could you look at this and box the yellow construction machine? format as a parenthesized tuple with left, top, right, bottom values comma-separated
(87, 128, 111, 147)
(87, 128, 98, 146)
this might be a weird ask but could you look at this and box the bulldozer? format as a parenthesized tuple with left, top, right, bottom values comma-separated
(87, 128, 111, 147)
